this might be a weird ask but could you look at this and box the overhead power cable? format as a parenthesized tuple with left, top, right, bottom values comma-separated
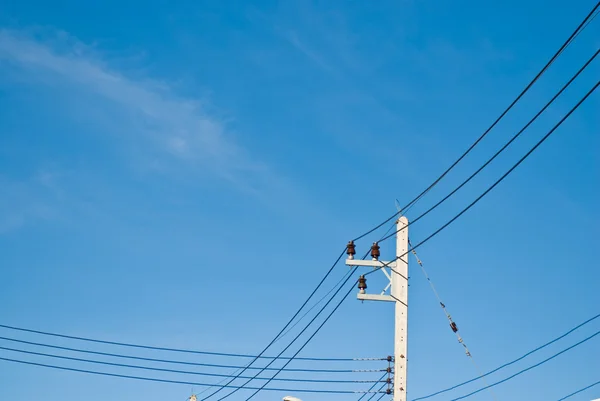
(0, 345, 383, 384)
(225, 57, 600, 401)
(274, 268, 355, 344)
(357, 372, 391, 401)
(0, 315, 380, 362)
(409, 243, 498, 401)
(364, 381, 390, 401)
(557, 379, 600, 401)
(276, 217, 405, 345)
(216, 245, 381, 401)
(0, 335, 379, 374)
(366, 78, 600, 279)
(378, 46, 600, 244)
(241, 272, 366, 401)
(412, 312, 600, 400)
(0, 356, 382, 394)
(446, 328, 600, 401)
(208, 267, 359, 401)
(352, 0, 600, 242)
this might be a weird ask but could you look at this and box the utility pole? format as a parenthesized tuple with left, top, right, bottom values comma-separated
(346, 216, 409, 401)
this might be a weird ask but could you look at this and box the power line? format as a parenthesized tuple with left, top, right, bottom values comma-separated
(366, 381, 390, 401)
(238, 273, 361, 401)
(357, 372, 391, 401)
(366, 78, 600, 279)
(206, 245, 377, 400)
(0, 335, 379, 374)
(276, 219, 403, 345)
(379, 46, 600, 244)
(275, 269, 355, 344)
(0, 356, 382, 394)
(203, 267, 360, 400)
(0, 345, 384, 384)
(217, 245, 382, 400)
(0, 291, 380, 362)
(447, 329, 600, 401)
(412, 312, 600, 400)
(408, 243, 498, 401)
(351, 0, 600, 243)
(254, 20, 600, 397)
(557, 379, 600, 401)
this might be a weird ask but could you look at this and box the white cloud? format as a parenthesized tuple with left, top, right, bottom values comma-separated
(0, 28, 262, 182)
(0, 28, 337, 234)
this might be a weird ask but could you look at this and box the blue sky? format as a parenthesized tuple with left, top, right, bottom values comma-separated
(0, 0, 599, 400)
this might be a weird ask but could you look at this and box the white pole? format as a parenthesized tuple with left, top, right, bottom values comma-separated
(393, 216, 409, 401)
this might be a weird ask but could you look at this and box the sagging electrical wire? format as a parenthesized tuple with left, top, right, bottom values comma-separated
(556, 379, 600, 401)
(208, 245, 379, 400)
(378, 45, 600, 245)
(239, 271, 366, 401)
(203, 267, 360, 401)
(0, 321, 376, 362)
(0, 345, 385, 384)
(356, 372, 391, 401)
(276, 217, 405, 346)
(0, 356, 384, 394)
(364, 79, 600, 281)
(365, 381, 390, 401)
(411, 311, 600, 401)
(351, 0, 599, 243)
(0, 335, 382, 374)
(446, 328, 600, 401)
(408, 242, 498, 401)
(274, 268, 355, 344)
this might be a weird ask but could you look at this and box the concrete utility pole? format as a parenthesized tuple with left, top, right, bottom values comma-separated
(346, 216, 409, 401)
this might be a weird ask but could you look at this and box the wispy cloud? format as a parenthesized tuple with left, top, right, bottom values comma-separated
(0, 28, 266, 185)
(284, 30, 337, 74)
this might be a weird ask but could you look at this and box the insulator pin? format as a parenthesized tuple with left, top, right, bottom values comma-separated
(370, 242, 380, 260)
(358, 275, 367, 294)
(346, 240, 356, 259)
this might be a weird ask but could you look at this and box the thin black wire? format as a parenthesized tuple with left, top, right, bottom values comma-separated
(412, 312, 600, 400)
(0, 345, 383, 384)
(0, 252, 375, 364)
(351, 0, 600, 243)
(557, 379, 600, 400)
(210, 246, 376, 400)
(242, 271, 371, 401)
(0, 357, 378, 394)
(378, 46, 600, 244)
(366, 79, 600, 279)
(276, 219, 401, 345)
(366, 382, 390, 401)
(227, 248, 378, 400)
(374, 392, 388, 401)
(206, 267, 360, 401)
(357, 372, 390, 401)
(448, 329, 600, 401)
(0, 335, 378, 374)
(275, 268, 355, 343)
